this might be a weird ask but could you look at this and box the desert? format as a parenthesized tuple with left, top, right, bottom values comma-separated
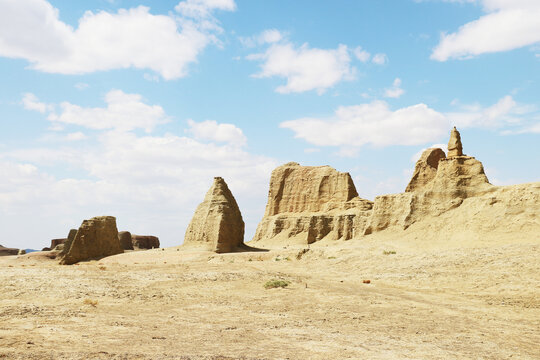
(1, 128, 539, 359)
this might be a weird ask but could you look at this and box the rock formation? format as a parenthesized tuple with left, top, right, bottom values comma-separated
(118, 231, 134, 250)
(184, 177, 245, 253)
(251, 163, 373, 246)
(447, 126, 463, 157)
(17, 249, 26, 255)
(59, 216, 123, 265)
(0, 245, 19, 256)
(365, 128, 493, 234)
(405, 148, 446, 192)
(50, 229, 77, 250)
(131, 235, 159, 249)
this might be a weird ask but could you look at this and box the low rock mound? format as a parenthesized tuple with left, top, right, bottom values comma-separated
(184, 177, 245, 253)
(59, 216, 123, 265)
(131, 235, 159, 249)
(251, 163, 373, 246)
(0, 245, 19, 256)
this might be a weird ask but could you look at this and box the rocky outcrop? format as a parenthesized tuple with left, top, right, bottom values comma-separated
(251, 163, 373, 246)
(405, 148, 446, 192)
(365, 128, 494, 234)
(184, 177, 245, 253)
(51, 229, 77, 250)
(131, 235, 159, 249)
(0, 245, 19, 256)
(17, 249, 26, 255)
(118, 231, 134, 250)
(447, 126, 463, 157)
(59, 216, 123, 265)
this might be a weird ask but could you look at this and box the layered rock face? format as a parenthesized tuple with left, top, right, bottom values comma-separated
(184, 177, 245, 253)
(59, 216, 123, 265)
(251, 163, 373, 245)
(118, 231, 134, 250)
(365, 128, 494, 234)
(131, 235, 159, 249)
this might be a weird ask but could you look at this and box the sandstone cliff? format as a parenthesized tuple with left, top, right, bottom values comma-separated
(251, 163, 373, 246)
(183, 177, 245, 253)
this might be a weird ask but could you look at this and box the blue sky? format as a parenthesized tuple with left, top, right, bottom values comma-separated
(0, 0, 539, 249)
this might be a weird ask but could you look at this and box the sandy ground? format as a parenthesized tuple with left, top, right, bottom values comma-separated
(1, 233, 539, 359)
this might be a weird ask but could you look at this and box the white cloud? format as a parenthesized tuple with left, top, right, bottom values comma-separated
(239, 29, 285, 47)
(248, 42, 355, 94)
(431, 0, 540, 60)
(46, 90, 170, 133)
(186, 119, 247, 146)
(353, 46, 371, 62)
(280, 101, 449, 147)
(384, 78, 405, 98)
(74, 83, 89, 90)
(447, 95, 537, 128)
(0, 0, 235, 79)
(66, 132, 87, 141)
(372, 53, 388, 65)
(21, 93, 53, 113)
(175, 0, 236, 19)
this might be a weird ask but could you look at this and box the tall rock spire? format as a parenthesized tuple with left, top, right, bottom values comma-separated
(447, 126, 464, 157)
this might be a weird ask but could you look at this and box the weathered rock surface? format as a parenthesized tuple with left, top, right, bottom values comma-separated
(447, 126, 464, 157)
(59, 216, 123, 265)
(365, 129, 494, 235)
(184, 177, 245, 253)
(0, 245, 19, 256)
(131, 235, 159, 249)
(251, 163, 373, 246)
(405, 148, 446, 192)
(118, 231, 134, 250)
(50, 238, 66, 249)
(51, 229, 77, 250)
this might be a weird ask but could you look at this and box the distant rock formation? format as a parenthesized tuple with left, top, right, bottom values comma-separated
(0, 244, 19, 256)
(131, 235, 159, 249)
(447, 126, 464, 157)
(118, 231, 134, 250)
(59, 216, 123, 265)
(50, 229, 77, 250)
(251, 163, 373, 246)
(17, 249, 26, 255)
(184, 177, 245, 253)
(405, 148, 446, 192)
(365, 128, 493, 234)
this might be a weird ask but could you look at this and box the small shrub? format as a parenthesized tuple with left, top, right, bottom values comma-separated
(248, 258, 253, 262)
(98, 266, 106, 271)
(83, 299, 98, 307)
(264, 279, 290, 289)
(383, 250, 396, 255)
(328, 256, 336, 259)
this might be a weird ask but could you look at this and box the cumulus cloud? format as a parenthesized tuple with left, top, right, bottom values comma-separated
(22, 93, 54, 113)
(353, 46, 371, 62)
(384, 78, 405, 98)
(0, 0, 236, 79)
(186, 119, 247, 146)
(239, 29, 285, 47)
(280, 101, 449, 147)
(447, 95, 537, 128)
(280, 95, 539, 150)
(372, 53, 388, 65)
(43, 90, 169, 133)
(431, 0, 540, 60)
(248, 42, 355, 94)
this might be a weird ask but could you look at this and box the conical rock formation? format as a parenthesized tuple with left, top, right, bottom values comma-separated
(184, 177, 245, 253)
(251, 163, 373, 246)
(447, 126, 464, 157)
(59, 216, 123, 265)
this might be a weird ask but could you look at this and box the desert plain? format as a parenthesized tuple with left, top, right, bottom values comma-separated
(1, 230, 539, 360)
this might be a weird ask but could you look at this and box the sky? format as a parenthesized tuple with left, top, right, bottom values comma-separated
(0, 0, 539, 250)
